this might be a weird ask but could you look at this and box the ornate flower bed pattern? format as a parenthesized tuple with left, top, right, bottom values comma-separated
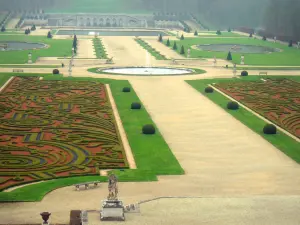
(213, 78, 300, 138)
(0, 77, 128, 191)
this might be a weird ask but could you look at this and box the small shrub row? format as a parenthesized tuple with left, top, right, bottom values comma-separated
(204, 86, 277, 135)
(122, 87, 155, 135)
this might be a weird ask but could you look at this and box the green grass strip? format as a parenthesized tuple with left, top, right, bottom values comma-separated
(92, 37, 108, 59)
(0, 176, 105, 202)
(186, 75, 300, 163)
(135, 38, 167, 60)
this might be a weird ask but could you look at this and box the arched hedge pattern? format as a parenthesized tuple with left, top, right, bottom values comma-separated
(0, 77, 129, 191)
(213, 78, 300, 138)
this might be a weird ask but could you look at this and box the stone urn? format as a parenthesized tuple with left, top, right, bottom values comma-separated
(40, 212, 51, 224)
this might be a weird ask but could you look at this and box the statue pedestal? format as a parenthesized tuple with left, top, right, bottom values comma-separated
(100, 199, 125, 221)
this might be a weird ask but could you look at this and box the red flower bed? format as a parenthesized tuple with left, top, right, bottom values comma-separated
(213, 78, 300, 138)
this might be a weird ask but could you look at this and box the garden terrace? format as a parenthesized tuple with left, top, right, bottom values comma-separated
(0, 35, 72, 64)
(166, 37, 300, 65)
(213, 78, 300, 138)
(0, 76, 128, 191)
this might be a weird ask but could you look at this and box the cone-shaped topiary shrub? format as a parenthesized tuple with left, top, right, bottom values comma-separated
(180, 45, 185, 54)
(158, 34, 163, 42)
(227, 101, 239, 110)
(53, 69, 59, 74)
(263, 124, 277, 134)
(205, 87, 214, 93)
(241, 71, 248, 76)
(194, 30, 198, 36)
(47, 31, 52, 38)
(173, 41, 177, 50)
(227, 51, 232, 60)
(131, 102, 142, 109)
(288, 40, 293, 47)
(180, 34, 184, 40)
(142, 124, 156, 134)
(166, 38, 170, 46)
(122, 87, 131, 92)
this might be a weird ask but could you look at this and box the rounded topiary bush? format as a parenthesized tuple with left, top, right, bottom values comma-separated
(131, 102, 142, 109)
(142, 124, 156, 135)
(52, 69, 59, 74)
(122, 87, 131, 92)
(205, 87, 214, 93)
(263, 124, 277, 134)
(227, 101, 239, 110)
(241, 71, 248, 76)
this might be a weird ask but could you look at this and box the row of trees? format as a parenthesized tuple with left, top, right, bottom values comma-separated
(193, 0, 269, 29)
(264, 0, 300, 41)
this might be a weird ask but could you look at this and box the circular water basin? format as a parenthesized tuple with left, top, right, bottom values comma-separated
(196, 44, 281, 54)
(100, 67, 195, 75)
(0, 41, 47, 51)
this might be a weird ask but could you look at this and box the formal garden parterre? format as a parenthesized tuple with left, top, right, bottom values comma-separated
(0, 76, 129, 191)
(0, 74, 184, 201)
(212, 78, 300, 138)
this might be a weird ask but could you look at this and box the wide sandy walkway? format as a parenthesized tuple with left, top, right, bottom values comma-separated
(101, 36, 155, 66)
(76, 39, 96, 58)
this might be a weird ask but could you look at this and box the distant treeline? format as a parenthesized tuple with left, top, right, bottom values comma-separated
(264, 0, 300, 41)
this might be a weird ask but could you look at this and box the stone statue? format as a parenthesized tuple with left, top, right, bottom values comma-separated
(233, 63, 237, 76)
(187, 48, 191, 58)
(107, 174, 118, 200)
(106, 57, 114, 64)
(213, 56, 217, 67)
(241, 55, 245, 65)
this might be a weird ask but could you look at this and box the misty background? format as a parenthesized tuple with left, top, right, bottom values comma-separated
(0, 0, 299, 40)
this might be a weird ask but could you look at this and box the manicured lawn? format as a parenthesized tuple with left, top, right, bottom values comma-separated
(186, 76, 300, 163)
(46, 0, 149, 14)
(0, 35, 72, 64)
(0, 73, 184, 201)
(165, 37, 300, 66)
(135, 38, 167, 60)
